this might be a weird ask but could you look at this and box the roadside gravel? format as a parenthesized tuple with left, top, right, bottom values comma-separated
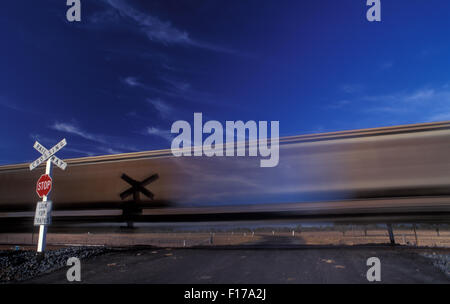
(421, 252, 450, 278)
(0, 246, 108, 283)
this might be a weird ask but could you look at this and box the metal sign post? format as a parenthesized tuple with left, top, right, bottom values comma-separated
(37, 158, 52, 253)
(30, 139, 67, 254)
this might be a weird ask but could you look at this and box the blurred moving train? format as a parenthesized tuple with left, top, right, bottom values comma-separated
(0, 121, 450, 222)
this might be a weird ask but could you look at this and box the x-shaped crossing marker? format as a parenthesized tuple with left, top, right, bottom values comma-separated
(120, 173, 159, 201)
(30, 139, 67, 171)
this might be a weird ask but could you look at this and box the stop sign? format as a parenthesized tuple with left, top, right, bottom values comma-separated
(36, 174, 52, 198)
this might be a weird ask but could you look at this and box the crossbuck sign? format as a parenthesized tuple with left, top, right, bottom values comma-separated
(30, 139, 67, 171)
(30, 138, 68, 254)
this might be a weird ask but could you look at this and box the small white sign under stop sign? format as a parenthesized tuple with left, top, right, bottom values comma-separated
(34, 201, 53, 226)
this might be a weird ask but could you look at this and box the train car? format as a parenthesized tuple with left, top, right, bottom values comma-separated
(0, 121, 450, 220)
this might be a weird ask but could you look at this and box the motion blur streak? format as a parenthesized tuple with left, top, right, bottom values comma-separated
(0, 121, 450, 222)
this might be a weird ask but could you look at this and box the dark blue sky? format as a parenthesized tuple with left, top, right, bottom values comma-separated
(1, 0, 450, 165)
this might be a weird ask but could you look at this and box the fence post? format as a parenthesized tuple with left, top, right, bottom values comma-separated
(387, 223, 395, 245)
(413, 224, 419, 246)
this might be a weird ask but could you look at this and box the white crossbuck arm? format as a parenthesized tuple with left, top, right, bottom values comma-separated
(29, 139, 67, 171)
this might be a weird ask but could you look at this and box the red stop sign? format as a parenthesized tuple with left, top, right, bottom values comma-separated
(36, 174, 52, 198)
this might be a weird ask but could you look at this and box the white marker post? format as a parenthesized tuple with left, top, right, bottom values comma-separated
(30, 139, 67, 254)
(37, 158, 52, 253)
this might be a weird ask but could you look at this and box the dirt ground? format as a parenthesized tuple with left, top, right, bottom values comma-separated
(27, 246, 450, 284)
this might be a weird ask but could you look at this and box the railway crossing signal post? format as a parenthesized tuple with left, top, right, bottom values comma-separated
(29, 139, 67, 255)
(120, 173, 159, 228)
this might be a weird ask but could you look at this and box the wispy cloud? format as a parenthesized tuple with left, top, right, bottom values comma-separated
(96, 146, 125, 154)
(51, 122, 106, 143)
(122, 75, 215, 105)
(105, 0, 190, 45)
(0, 97, 24, 112)
(362, 88, 442, 105)
(427, 112, 450, 122)
(146, 98, 172, 118)
(102, 0, 236, 53)
(161, 77, 191, 91)
(63, 147, 97, 157)
(122, 76, 142, 87)
(362, 106, 410, 114)
(405, 89, 435, 101)
(51, 121, 140, 155)
(146, 126, 172, 142)
(330, 84, 450, 125)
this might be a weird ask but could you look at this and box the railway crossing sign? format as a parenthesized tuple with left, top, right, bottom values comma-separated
(120, 173, 159, 201)
(36, 174, 52, 198)
(30, 139, 67, 171)
(120, 173, 158, 228)
(30, 138, 68, 255)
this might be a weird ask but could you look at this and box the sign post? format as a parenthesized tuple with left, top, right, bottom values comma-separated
(30, 139, 67, 255)
(36, 159, 52, 253)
